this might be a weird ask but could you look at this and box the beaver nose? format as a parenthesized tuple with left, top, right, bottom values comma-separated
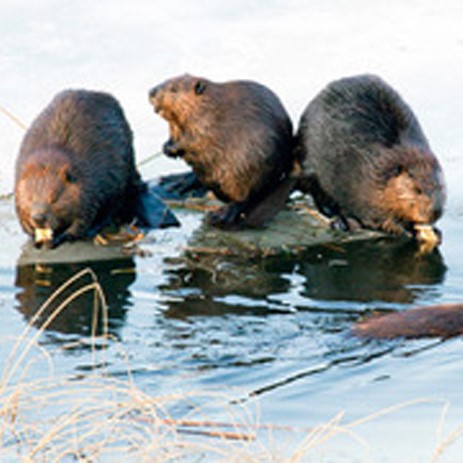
(431, 204, 443, 223)
(32, 212, 47, 227)
(30, 204, 49, 227)
(148, 86, 162, 111)
(148, 86, 158, 100)
(431, 188, 446, 222)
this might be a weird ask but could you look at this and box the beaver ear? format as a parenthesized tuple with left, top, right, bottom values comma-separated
(194, 80, 206, 95)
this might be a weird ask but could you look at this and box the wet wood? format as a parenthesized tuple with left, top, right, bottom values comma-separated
(179, 198, 383, 258)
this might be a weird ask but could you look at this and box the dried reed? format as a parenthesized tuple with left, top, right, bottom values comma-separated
(0, 269, 460, 462)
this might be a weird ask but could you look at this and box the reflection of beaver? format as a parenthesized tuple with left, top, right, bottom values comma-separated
(295, 74, 446, 246)
(15, 259, 135, 337)
(354, 304, 463, 339)
(15, 89, 178, 248)
(148, 74, 294, 229)
(297, 238, 446, 304)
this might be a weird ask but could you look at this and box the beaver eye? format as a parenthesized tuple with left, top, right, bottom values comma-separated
(65, 171, 78, 183)
(392, 165, 404, 177)
(194, 80, 206, 95)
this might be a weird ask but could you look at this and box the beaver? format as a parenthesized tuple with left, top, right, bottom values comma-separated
(15, 89, 178, 248)
(148, 74, 295, 229)
(353, 303, 463, 339)
(294, 74, 446, 247)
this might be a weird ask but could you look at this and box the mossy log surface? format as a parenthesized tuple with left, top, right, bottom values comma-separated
(170, 198, 383, 258)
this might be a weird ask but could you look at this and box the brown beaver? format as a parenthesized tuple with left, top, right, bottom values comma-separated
(15, 89, 178, 248)
(353, 303, 463, 339)
(294, 74, 446, 247)
(148, 74, 294, 229)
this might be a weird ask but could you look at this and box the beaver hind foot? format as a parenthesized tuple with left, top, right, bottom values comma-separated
(206, 175, 295, 230)
(134, 188, 180, 229)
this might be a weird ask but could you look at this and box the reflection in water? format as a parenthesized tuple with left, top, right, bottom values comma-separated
(15, 258, 136, 338)
(296, 238, 447, 304)
(154, 238, 448, 406)
(160, 254, 293, 319)
(161, 237, 447, 320)
(163, 239, 448, 411)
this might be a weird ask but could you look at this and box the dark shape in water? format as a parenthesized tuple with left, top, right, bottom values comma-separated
(297, 238, 446, 304)
(160, 238, 446, 319)
(354, 303, 463, 339)
(15, 259, 136, 339)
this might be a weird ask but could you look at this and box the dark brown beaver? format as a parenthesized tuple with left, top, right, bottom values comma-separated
(148, 74, 294, 229)
(353, 304, 463, 339)
(295, 74, 446, 247)
(15, 89, 178, 248)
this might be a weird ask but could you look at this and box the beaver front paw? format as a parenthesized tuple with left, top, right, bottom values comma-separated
(163, 139, 185, 158)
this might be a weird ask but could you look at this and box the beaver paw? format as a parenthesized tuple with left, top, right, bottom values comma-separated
(163, 139, 185, 158)
(50, 232, 75, 249)
(206, 206, 244, 230)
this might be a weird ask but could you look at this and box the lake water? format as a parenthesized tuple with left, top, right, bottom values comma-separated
(1, 1, 463, 461)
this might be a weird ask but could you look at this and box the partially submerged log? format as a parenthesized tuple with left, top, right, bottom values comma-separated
(178, 199, 384, 258)
(155, 171, 434, 257)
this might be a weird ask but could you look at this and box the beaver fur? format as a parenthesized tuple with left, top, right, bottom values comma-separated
(15, 89, 178, 248)
(353, 303, 463, 339)
(295, 74, 446, 240)
(148, 74, 294, 229)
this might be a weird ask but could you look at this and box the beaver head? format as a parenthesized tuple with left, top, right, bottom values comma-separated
(149, 74, 209, 124)
(371, 145, 446, 238)
(15, 148, 82, 247)
(148, 74, 227, 158)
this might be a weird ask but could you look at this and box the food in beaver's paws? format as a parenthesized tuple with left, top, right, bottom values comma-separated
(414, 224, 440, 247)
(34, 227, 53, 244)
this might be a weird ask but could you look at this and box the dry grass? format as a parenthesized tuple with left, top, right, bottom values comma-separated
(0, 268, 461, 462)
(0, 268, 331, 462)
